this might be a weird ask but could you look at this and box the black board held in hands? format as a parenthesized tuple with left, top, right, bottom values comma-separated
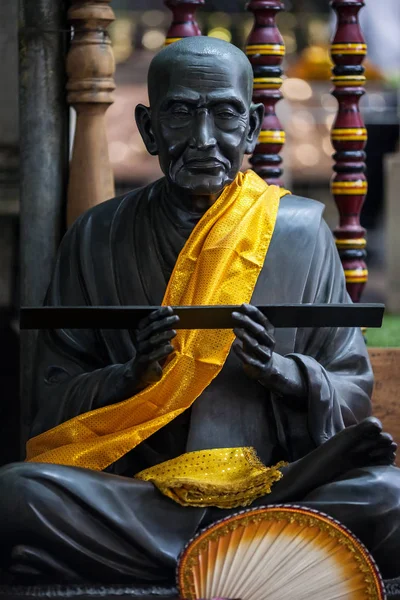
(20, 304, 385, 330)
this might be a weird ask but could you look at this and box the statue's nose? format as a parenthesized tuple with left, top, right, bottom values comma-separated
(189, 111, 217, 150)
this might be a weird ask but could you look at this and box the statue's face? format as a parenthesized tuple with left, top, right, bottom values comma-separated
(138, 53, 262, 196)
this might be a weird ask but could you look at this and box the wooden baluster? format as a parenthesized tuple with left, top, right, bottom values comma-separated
(66, 0, 116, 227)
(164, 0, 204, 46)
(330, 0, 368, 302)
(246, 0, 285, 186)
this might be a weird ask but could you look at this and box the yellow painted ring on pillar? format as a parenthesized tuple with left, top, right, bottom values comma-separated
(164, 37, 182, 45)
(331, 128, 367, 141)
(335, 238, 367, 249)
(253, 77, 283, 89)
(246, 44, 285, 56)
(344, 269, 368, 283)
(332, 75, 366, 86)
(331, 43, 367, 55)
(258, 130, 286, 143)
(331, 181, 368, 195)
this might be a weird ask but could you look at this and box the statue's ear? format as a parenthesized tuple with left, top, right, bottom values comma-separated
(245, 103, 264, 154)
(135, 104, 158, 156)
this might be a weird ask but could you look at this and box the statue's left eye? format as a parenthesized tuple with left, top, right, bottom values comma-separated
(216, 111, 236, 119)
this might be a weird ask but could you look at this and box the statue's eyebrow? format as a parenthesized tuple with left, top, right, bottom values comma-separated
(160, 93, 200, 110)
(207, 96, 246, 113)
(160, 94, 246, 113)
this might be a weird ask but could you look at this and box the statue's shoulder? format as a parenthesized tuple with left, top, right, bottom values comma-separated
(74, 185, 147, 229)
(69, 179, 163, 242)
(275, 193, 325, 237)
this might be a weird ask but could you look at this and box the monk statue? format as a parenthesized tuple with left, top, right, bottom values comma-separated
(1, 37, 399, 583)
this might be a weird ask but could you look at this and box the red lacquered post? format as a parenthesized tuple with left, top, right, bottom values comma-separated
(330, 0, 368, 302)
(245, 0, 286, 186)
(164, 0, 204, 45)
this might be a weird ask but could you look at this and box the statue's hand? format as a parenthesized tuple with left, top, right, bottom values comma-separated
(232, 303, 276, 381)
(129, 306, 179, 391)
(232, 303, 306, 398)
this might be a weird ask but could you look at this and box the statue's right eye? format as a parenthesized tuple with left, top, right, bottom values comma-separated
(170, 104, 191, 117)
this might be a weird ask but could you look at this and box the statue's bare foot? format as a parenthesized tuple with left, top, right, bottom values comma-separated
(267, 417, 397, 504)
(321, 416, 396, 471)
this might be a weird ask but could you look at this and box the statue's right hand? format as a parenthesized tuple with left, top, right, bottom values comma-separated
(128, 306, 179, 391)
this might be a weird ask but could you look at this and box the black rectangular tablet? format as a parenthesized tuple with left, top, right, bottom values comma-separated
(20, 304, 385, 330)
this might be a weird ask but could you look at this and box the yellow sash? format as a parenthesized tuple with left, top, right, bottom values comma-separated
(26, 170, 288, 470)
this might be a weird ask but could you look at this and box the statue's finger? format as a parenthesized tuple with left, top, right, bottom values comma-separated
(240, 303, 271, 329)
(232, 313, 275, 347)
(136, 306, 174, 332)
(232, 341, 260, 368)
(233, 328, 271, 362)
(232, 312, 263, 336)
(149, 329, 177, 347)
(137, 330, 176, 355)
(137, 314, 179, 342)
(148, 344, 174, 364)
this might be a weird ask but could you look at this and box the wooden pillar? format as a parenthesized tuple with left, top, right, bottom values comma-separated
(330, 0, 368, 302)
(245, 0, 285, 186)
(164, 0, 204, 45)
(19, 0, 69, 451)
(66, 0, 116, 227)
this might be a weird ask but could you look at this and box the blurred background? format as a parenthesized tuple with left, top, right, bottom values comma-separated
(0, 0, 399, 463)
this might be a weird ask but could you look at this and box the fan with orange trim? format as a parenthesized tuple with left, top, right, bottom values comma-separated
(178, 505, 385, 600)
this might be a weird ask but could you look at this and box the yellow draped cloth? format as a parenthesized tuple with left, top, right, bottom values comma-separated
(26, 170, 288, 480)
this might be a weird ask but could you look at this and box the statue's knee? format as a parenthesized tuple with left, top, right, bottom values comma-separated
(0, 462, 38, 499)
(0, 461, 26, 481)
(357, 466, 400, 522)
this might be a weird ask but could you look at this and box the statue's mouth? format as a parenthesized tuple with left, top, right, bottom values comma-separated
(186, 159, 225, 172)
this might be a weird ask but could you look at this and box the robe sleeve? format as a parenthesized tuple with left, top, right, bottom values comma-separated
(31, 214, 138, 439)
(286, 218, 373, 448)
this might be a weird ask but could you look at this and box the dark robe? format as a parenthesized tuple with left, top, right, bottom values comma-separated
(1, 178, 399, 581)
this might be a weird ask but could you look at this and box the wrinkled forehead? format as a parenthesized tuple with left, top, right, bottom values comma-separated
(150, 53, 252, 109)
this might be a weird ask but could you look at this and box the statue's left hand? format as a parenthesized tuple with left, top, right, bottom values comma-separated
(232, 303, 276, 381)
(232, 304, 306, 398)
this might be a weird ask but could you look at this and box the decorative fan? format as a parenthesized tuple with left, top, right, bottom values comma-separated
(178, 505, 385, 600)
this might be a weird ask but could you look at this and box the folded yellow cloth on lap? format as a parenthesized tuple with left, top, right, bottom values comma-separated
(135, 447, 287, 508)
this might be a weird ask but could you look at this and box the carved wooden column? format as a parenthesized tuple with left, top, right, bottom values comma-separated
(66, 0, 116, 227)
(330, 0, 368, 302)
(246, 0, 285, 186)
(164, 0, 204, 46)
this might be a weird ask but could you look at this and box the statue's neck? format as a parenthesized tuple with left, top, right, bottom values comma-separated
(166, 181, 221, 216)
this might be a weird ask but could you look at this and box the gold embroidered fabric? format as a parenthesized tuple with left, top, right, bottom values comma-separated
(26, 170, 289, 470)
(136, 448, 288, 508)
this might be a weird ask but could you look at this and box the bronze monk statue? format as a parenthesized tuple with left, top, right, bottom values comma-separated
(1, 37, 399, 583)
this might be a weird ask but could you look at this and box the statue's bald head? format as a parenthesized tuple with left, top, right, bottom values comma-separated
(148, 36, 254, 108)
(136, 36, 263, 197)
